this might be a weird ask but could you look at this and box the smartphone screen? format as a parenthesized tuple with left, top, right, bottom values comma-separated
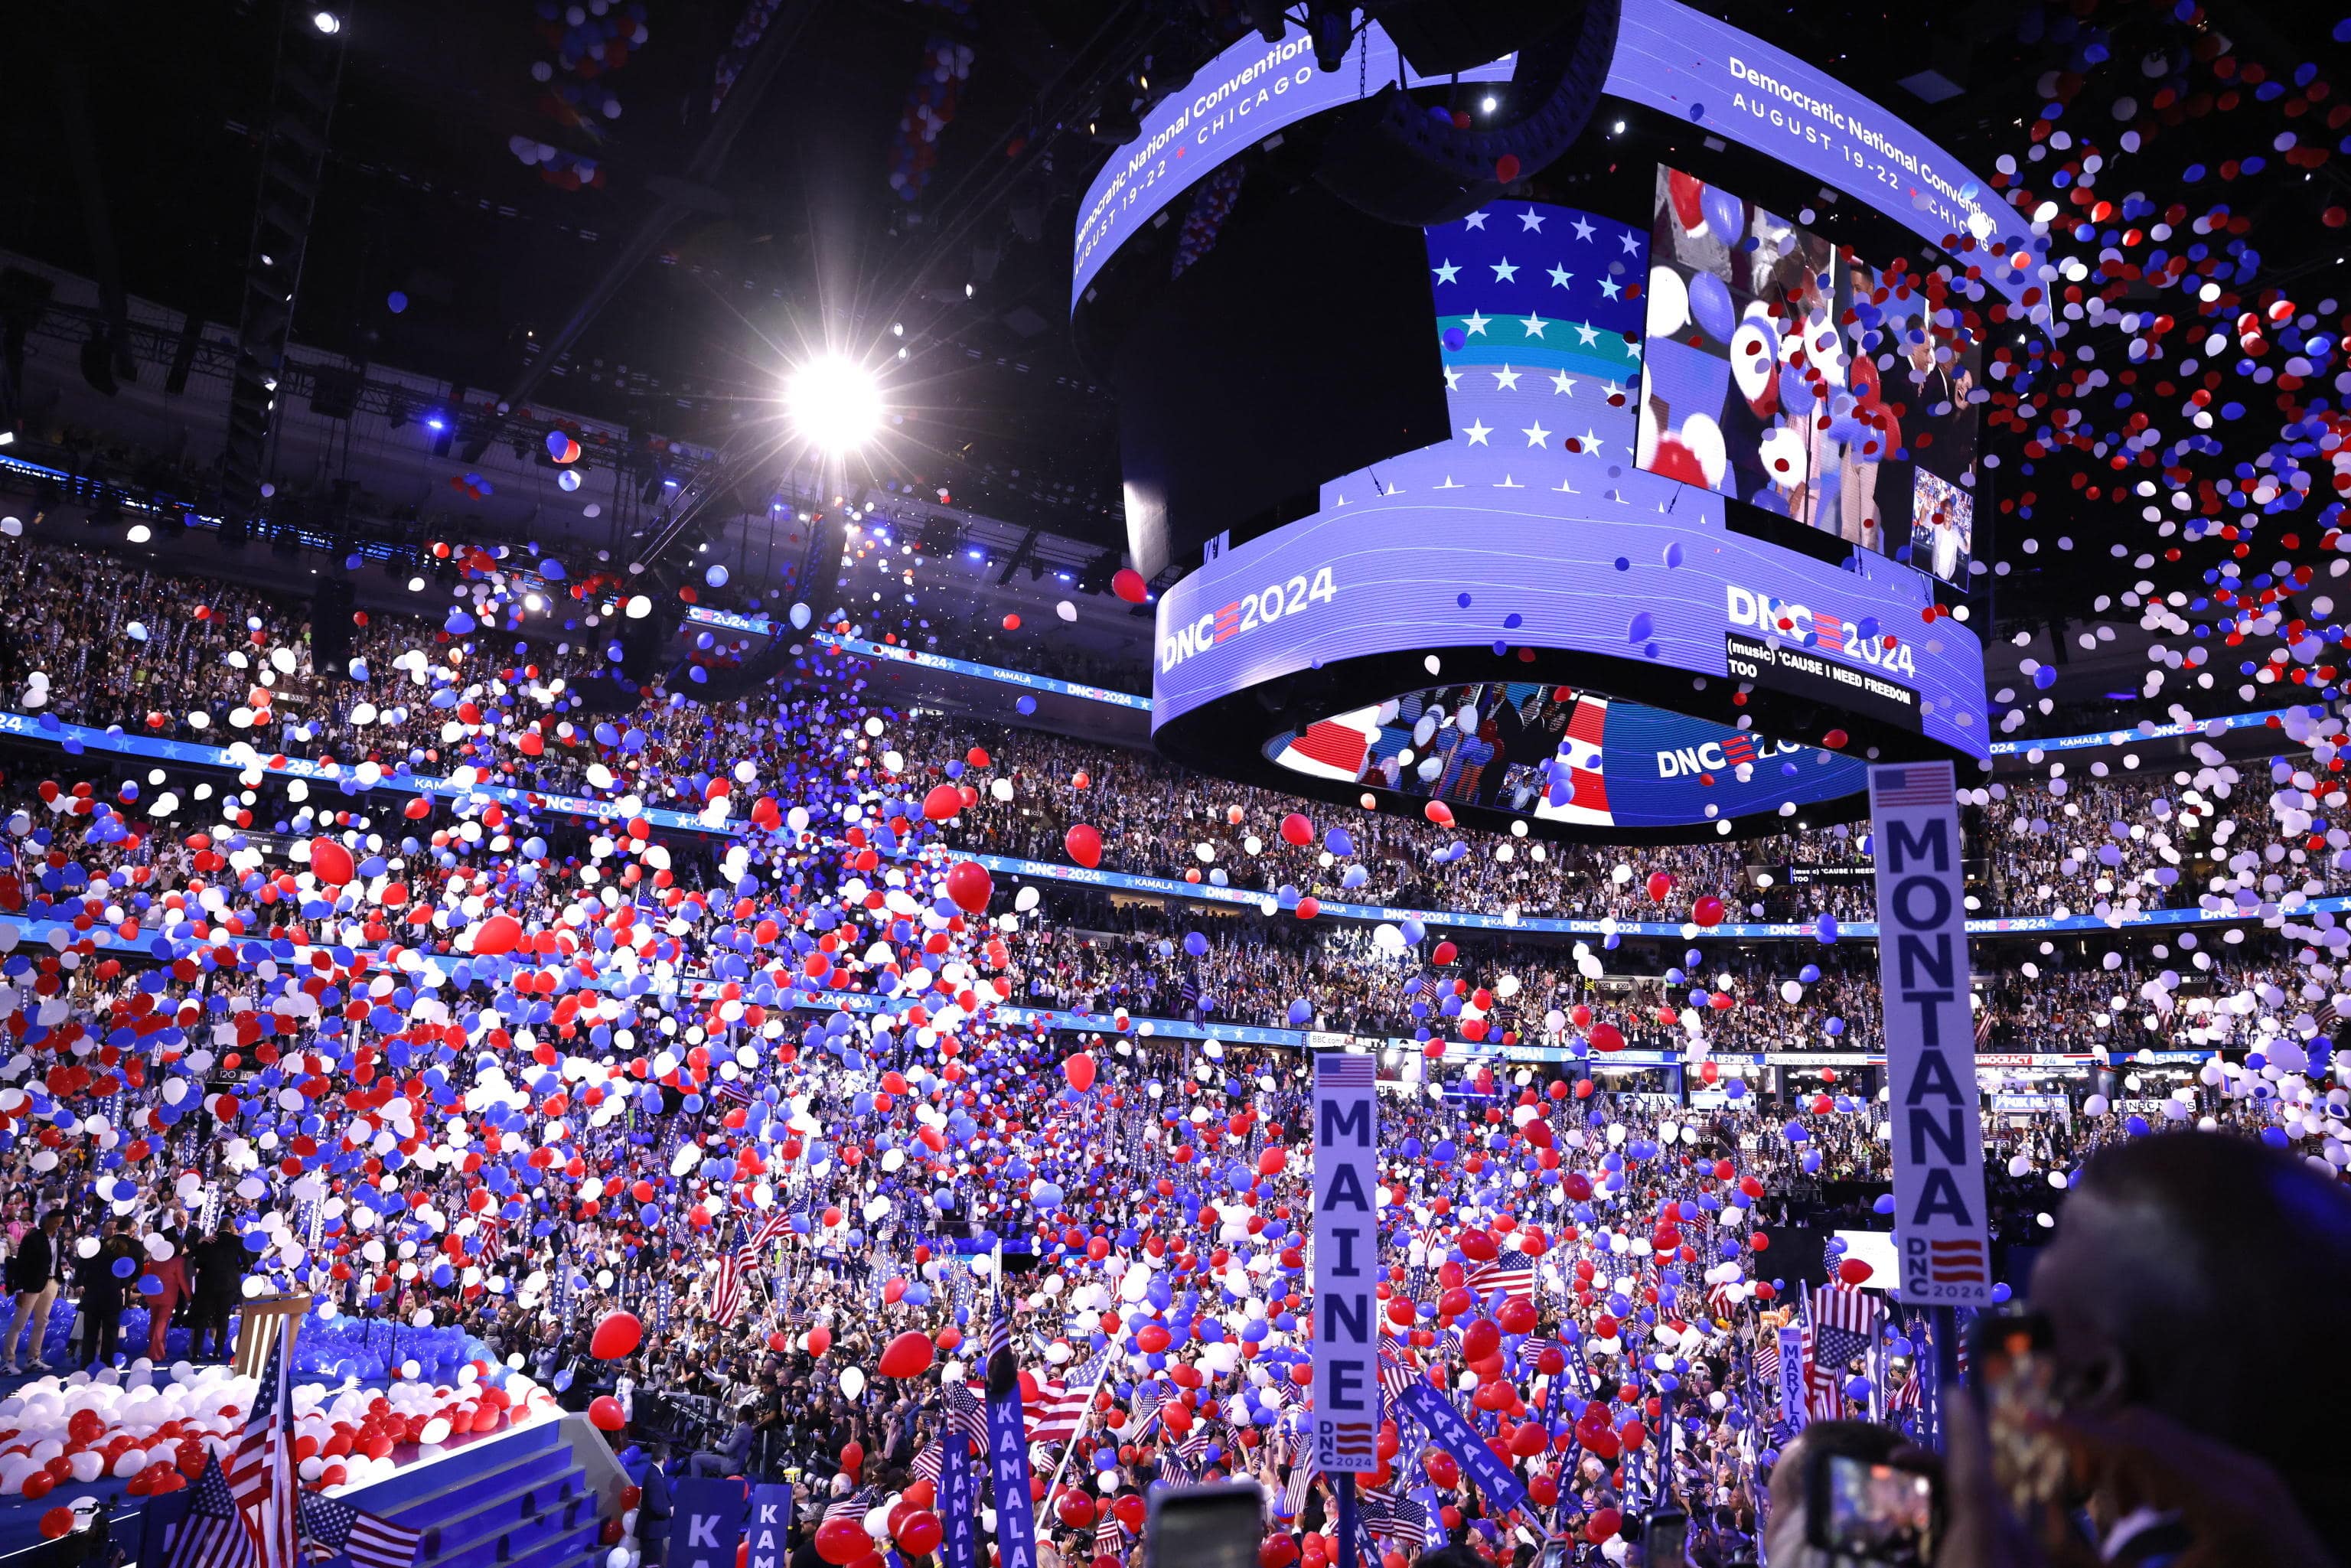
(1538, 1543, 1568, 1568)
(1818, 1452, 1936, 1566)
(1147, 1483, 1264, 1568)
(1644, 1511, 1688, 1565)
(1970, 1313, 2072, 1515)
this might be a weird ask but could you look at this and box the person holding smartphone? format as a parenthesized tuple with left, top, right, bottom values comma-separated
(1938, 1132, 2350, 1568)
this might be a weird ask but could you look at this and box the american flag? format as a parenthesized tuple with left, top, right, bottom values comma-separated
(1753, 1330, 1779, 1386)
(1466, 1247, 1536, 1302)
(1029, 1344, 1110, 1443)
(298, 1491, 422, 1568)
(823, 1488, 880, 1525)
(710, 1224, 750, 1328)
(1515, 1335, 1567, 1372)
(1360, 1485, 1428, 1551)
(711, 1209, 794, 1328)
(1803, 1282, 1880, 1418)
(1094, 1515, 1125, 1561)
(227, 1320, 299, 1568)
(1282, 1458, 1318, 1521)
(911, 1441, 946, 1486)
(712, 1079, 753, 1107)
(164, 1454, 255, 1568)
(1870, 763, 1954, 809)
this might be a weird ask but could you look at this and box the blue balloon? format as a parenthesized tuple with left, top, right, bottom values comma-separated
(1688, 269, 1735, 343)
(1700, 184, 1745, 246)
(1777, 367, 1817, 417)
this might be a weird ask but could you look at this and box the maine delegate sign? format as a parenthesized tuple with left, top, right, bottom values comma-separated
(1311, 1052, 1381, 1471)
(1868, 762, 1993, 1305)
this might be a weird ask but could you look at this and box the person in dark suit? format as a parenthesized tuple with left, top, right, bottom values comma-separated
(74, 1218, 141, 1369)
(633, 1442, 675, 1566)
(4, 1209, 67, 1374)
(184, 1219, 247, 1361)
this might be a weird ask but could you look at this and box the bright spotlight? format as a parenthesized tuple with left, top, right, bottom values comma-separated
(785, 356, 885, 454)
(312, 9, 341, 31)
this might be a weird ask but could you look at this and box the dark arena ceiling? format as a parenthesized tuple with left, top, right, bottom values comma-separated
(3, 0, 2349, 654)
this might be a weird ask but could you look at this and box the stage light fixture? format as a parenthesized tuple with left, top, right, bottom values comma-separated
(1306, 1, 1352, 70)
(312, 10, 341, 32)
(784, 356, 885, 455)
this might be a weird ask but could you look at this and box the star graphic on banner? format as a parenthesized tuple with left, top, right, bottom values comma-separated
(1573, 321, 1601, 346)
(1580, 429, 1604, 455)
(1463, 419, 1494, 445)
(1520, 314, 1547, 338)
(1464, 211, 1489, 230)
(1550, 370, 1576, 395)
(1462, 311, 1491, 336)
(1492, 364, 1521, 390)
(1598, 275, 1622, 300)
(1433, 260, 1459, 285)
(1442, 365, 1462, 390)
(1547, 263, 1573, 288)
(1601, 379, 1628, 403)
(1519, 208, 1547, 231)
(1619, 230, 1642, 254)
(1572, 216, 1596, 242)
(1522, 421, 1552, 447)
(1491, 257, 1518, 282)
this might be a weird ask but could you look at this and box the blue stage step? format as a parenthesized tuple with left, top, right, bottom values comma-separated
(341, 1417, 622, 1568)
(126, 1414, 626, 1568)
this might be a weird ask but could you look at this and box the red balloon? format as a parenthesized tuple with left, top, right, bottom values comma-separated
(589, 1311, 643, 1360)
(1110, 569, 1149, 604)
(1055, 1491, 1096, 1529)
(1588, 1022, 1625, 1052)
(816, 1519, 872, 1566)
(1692, 895, 1726, 927)
(308, 836, 355, 887)
(1064, 824, 1103, 869)
(589, 1397, 625, 1431)
(878, 1330, 935, 1379)
(38, 1508, 73, 1540)
(944, 861, 993, 914)
(1423, 800, 1454, 826)
(841, 1441, 866, 1478)
(807, 1325, 833, 1356)
(1645, 871, 1673, 902)
(474, 911, 523, 955)
(897, 1513, 943, 1557)
(1837, 1257, 1875, 1286)
(1279, 813, 1314, 846)
(1585, 1508, 1622, 1544)
(1064, 1053, 1097, 1093)
(922, 784, 966, 821)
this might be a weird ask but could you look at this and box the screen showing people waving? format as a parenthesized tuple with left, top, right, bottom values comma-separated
(1635, 165, 1984, 588)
